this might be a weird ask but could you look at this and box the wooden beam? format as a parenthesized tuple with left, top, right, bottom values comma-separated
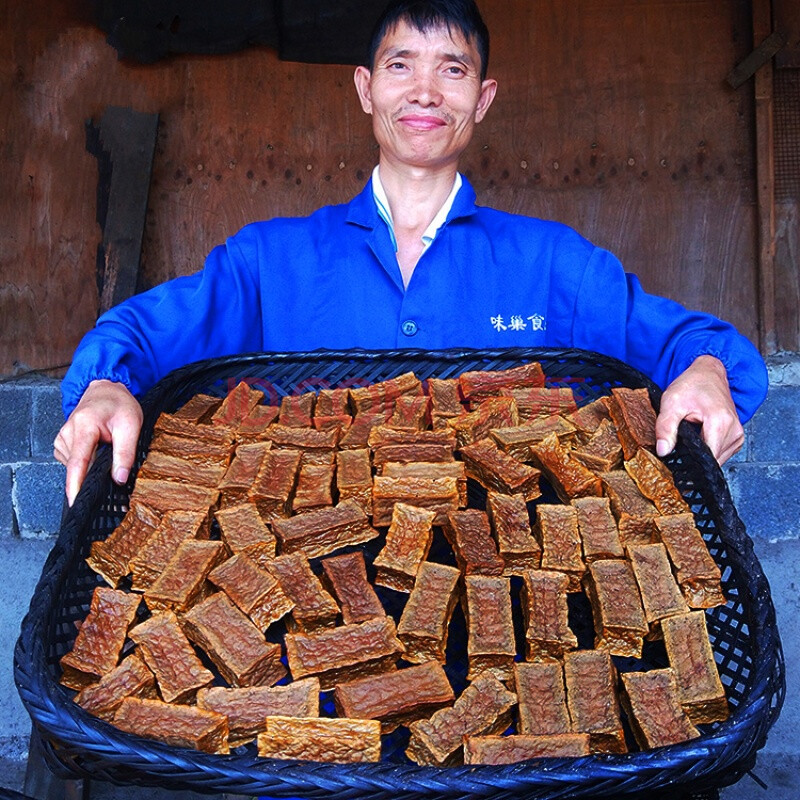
(726, 30, 786, 88)
(86, 106, 159, 318)
(752, 0, 778, 354)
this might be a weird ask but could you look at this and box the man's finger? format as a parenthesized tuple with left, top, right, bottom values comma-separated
(654, 406, 683, 458)
(65, 433, 100, 507)
(109, 421, 140, 485)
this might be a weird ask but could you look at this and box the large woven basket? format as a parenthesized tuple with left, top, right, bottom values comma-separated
(15, 348, 785, 799)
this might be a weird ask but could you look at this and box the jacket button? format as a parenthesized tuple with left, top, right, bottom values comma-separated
(401, 320, 418, 336)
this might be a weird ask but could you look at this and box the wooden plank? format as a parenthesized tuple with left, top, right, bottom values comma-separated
(727, 31, 786, 88)
(88, 106, 159, 317)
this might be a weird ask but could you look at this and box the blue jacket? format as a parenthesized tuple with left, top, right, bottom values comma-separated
(62, 177, 768, 421)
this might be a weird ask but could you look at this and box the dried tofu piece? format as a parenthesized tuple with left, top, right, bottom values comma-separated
(534, 504, 585, 591)
(520, 570, 577, 661)
(583, 559, 648, 658)
(382, 461, 467, 506)
(292, 463, 335, 513)
(486, 491, 541, 574)
(427, 377, 464, 427)
(490, 417, 579, 462)
(563, 649, 626, 754)
(607, 387, 657, 460)
(214, 502, 276, 557)
(129, 509, 210, 591)
(129, 478, 219, 517)
(266, 552, 339, 633)
(406, 671, 517, 766)
(625, 447, 690, 515)
(148, 432, 233, 466)
(211, 380, 265, 428)
(372, 442, 455, 470)
(368, 425, 457, 449)
(197, 678, 320, 747)
(600, 470, 658, 546)
(572, 419, 623, 473)
(388, 394, 430, 429)
(499, 386, 577, 422)
(572, 496, 625, 563)
(278, 392, 316, 428)
(172, 393, 222, 423)
(464, 574, 515, 681)
(313, 414, 352, 434)
(247, 448, 301, 521)
(443, 509, 505, 576)
(565, 397, 612, 436)
(464, 733, 590, 764)
(446, 396, 519, 448)
(627, 543, 689, 632)
(335, 448, 373, 513)
(459, 437, 542, 501)
(128, 611, 214, 703)
(144, 540, 226, 614)
(182, 592, 287, 687)
(654, 513, 726, 608)
(338, 412, 388, 450)
(514, 661, 571, 736)
(257, 716, 381, 763)
(349, 372, 423, 416)
(334, 661, 454, 733)
(114, 697, 229, 754)
(373, 502, 435, 592)
(153, 414, 236, 448)
(315, 387, 351, 417)
(372, 475, 461, 527)
(87, 501, 160, 587)
(74, 654, 156, 721)
(620, 669, 700, 749)
(137, 451, 228, 488)
(217, 442, 272, 504)
(60, 587, 141, 690)
(530, 433, 602, 502)
(272, 500, 377, 559)
(662, 611, 729, 724)
(236, 404, 280, 441)
(265, 423, 338, 464)
(458, 362, 545, 402)
(397, 561, 461, 664)
(321, 551, 385, 624)
(284, 616, 405, 691)
(209, 553, 294, 632)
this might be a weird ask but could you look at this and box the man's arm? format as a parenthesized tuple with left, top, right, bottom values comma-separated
(655, 355, 744, 464)
(54, 380, 143, 506)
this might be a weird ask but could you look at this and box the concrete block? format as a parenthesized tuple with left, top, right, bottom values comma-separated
(0, 464, 18, 538)
(726, 463, 800, 541)
(12, 462, 66, 539)
(31, 383, 64, 458)
(748, 386, 800, 463)
(0, 385, 32, 461)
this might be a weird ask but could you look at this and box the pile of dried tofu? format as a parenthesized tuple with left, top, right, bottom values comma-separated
(60, 363, 729, 766)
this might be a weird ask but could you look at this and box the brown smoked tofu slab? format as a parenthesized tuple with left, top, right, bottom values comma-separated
(571, 419, 623, 473)
(217, 442, 272, 503)
(272, 500, 378, 559)
(443, 509, 505, 576)
(600, 470, 658, 546)
(60, 587, 141, 690)
(662, 611, 729, 724)
(247, 448, 301, 520)
(486, 490, 541, 574)
(565, 396, 612, 435)
(128, 611, 214, 703)
(114, 696, 229, 755)
(321, 551, 385, 624)
(406, 671, 517, 766)
(514, 661, 571, 735)
(530, 433, 602, 502)
(620, 669, 700, 749)
(463, 733, 591, 764)
(534, 504, 585, 591)
(349, 371, 423, 416)
(197, 677, 320, 747)
(278, 392, 315, 427)
(211, 380, 264, 428)
(292, 463, 335, 513)
(499, 386, 577, 421)
(490, 417, 579, 462)
(458, 362, 545, 401)
(315, 387, 351, 416)
(258, 716, 382, 763)
(334, 661, 455, 732)
(372, 475, 461, 527)
(382, 461, 467, 506)
(284, 615, 405, 690)
(388, 394, 429, 429)
(572, 496, 624, 563)
(373, 502, 435, 592)
(583, 559, 648, 658)
(459, 437, 542, 500)
(627, 543, 689, 631)
(214, 502, 276, 557)
(624, 447, 689, 514)
(520, 570, 577, 661)
(74, 655, 156, 721)
(236, 404, 280, 441)
(171, 393, 222, 422)
(182, 592, 286, 687)
(335, 448, 373, 513)
(607, 387, 657, 460)
(397, 561, 461, 664)
(463, 574, 515, 681)
(563, 649, 626, 754)
(654, 513, 726, 608)
(446, 396, 519, 448)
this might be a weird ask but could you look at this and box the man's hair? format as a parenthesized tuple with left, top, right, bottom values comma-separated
(366, 0, 490, 81)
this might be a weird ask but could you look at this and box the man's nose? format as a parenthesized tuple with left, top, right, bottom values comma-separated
(408, 68, 442, 106)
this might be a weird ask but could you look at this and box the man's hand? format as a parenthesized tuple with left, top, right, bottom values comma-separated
(53, 380, 143, 507)
(655, 355, 743, 465)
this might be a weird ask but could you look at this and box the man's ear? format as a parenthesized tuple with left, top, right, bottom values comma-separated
(474, 78, 498, 123)
(353, 66, 373, 114)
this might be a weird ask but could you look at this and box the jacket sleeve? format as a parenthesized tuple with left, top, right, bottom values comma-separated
(60, 231, 263, 418)
(569, 246, 768, 424)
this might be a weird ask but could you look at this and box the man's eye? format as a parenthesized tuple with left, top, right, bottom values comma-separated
(445, 65, 465, 76)
(388, 62, 407, 70)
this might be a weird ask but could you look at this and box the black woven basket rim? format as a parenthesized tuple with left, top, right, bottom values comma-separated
(14, 347, 786, 799)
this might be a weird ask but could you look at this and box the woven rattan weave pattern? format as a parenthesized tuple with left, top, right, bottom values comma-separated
(14, 348, 785, 799)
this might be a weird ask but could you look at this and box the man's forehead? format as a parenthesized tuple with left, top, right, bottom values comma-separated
(374, 19, 477, 62)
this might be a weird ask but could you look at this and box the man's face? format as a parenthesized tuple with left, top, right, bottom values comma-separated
(354, 20, 497, 173)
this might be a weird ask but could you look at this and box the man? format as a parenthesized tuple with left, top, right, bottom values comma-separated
(55, 0, 767, 506)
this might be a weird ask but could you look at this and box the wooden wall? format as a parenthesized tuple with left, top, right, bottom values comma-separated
(2, 0, 794, 377)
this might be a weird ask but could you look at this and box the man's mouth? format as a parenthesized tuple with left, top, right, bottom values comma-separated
(397, 114, 447, 131)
